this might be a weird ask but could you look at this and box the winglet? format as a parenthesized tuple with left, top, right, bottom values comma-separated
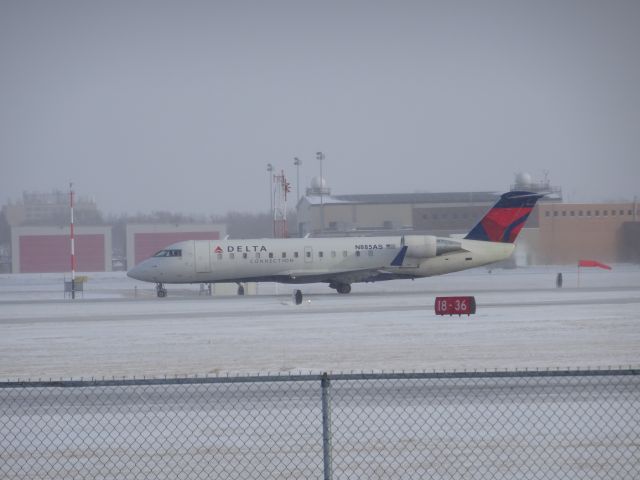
(391, 245, 408, 266)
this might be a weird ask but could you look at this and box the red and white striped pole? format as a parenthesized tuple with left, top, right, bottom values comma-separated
(70, 182, 76, 300)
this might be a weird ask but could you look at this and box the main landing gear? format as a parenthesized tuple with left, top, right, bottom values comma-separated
(155, 283, 167, 298)
(237, 283, 245, 296)
(329, 282, 352, 294)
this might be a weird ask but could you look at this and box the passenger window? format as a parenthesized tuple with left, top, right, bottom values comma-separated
(268, 252, 273, 259)
(282, 252, 286, 258)
(356, 251, 361, 257)
(243, 253, 248, 259)
(319, 251, 324, 258)
(294, 252, 299, 258)
(156, 249, 182, 257)
(306, 251, 311, 258)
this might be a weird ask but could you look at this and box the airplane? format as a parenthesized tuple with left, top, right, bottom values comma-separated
(127, 191, 543, 297)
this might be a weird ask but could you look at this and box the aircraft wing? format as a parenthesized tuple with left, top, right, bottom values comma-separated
(282, 267, 414, 284)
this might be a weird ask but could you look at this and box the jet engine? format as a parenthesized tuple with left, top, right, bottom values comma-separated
(402, 235, 437, 258)
(402, 235, 464, 258)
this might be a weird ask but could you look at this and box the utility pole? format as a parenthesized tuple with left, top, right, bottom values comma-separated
(316, 151, 325, 234)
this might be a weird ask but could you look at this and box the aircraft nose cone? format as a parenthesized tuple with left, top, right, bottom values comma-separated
(127, 265, 146, 281)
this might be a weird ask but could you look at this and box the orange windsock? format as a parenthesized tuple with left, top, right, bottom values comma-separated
(578, 260, 612, 270)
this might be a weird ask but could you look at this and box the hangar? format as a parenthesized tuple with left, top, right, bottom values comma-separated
(11, 226, 112, 273)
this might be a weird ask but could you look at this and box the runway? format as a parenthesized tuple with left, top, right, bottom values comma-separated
(1, 266, 639, 379)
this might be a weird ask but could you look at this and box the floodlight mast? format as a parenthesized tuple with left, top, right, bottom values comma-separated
(293, 157, 302, 204)
(316, 152, 325, 234)
(267, 163, 274, 237)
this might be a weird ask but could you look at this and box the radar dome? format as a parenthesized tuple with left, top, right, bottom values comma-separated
(310, 176, 327, 189)
(515, 172, 532, 185)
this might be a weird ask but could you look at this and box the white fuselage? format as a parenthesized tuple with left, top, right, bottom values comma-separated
(127, 235, 514, 286)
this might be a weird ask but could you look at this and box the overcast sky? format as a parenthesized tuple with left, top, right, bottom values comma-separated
(1, 0, 639, 216)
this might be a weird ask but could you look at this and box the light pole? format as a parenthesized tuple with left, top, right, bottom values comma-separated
(267, 163, 274, 236)
(293, 157, 302, 204)
(316, 151, 325, 233)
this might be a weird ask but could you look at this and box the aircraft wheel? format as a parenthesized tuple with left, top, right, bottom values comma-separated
(294, 289, 303, 305)
(337, 284, 351, 294)
(237, 284, 245, 296)
(157, 288, 167, 298)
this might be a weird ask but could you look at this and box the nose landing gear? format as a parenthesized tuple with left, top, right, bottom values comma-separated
(155, 283, 167, 298)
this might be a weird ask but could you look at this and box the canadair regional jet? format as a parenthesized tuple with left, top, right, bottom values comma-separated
(127, 191, 542, 297)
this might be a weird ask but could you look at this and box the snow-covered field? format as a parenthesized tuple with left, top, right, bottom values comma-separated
(1, 266, 639, 380)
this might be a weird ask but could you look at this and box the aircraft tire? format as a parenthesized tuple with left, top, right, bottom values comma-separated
(337, 284, 351, 294)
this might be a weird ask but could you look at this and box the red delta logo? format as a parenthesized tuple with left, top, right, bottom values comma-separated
(480, 207, 533, 243)
(214, 246, 223, 254)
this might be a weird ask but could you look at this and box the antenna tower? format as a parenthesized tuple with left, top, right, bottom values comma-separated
(273, 170, 291, 238)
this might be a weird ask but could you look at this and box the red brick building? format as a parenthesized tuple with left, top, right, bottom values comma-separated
(530, 203, 640, 264)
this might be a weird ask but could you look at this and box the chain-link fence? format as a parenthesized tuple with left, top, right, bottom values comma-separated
(1, 369, 638, 479)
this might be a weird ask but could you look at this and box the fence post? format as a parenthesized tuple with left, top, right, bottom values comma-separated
(321, 372, 333, 480)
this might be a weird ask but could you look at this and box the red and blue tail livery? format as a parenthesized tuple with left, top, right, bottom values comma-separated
(465, 191, 544, 243)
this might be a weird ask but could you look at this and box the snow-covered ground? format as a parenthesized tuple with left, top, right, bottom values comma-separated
(1, 265, 639, 380)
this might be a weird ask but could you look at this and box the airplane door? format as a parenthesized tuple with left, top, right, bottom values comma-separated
(195, 240, 212, 273)
(304, 246, 313, 263)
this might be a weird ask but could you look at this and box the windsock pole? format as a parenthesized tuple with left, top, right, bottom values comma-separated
(70, 183, 76, 300)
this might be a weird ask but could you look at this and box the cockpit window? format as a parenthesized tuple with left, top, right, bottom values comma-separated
(153, 249, 182, 257)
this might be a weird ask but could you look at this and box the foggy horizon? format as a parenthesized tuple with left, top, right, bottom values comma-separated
(2, 1, 639, 217)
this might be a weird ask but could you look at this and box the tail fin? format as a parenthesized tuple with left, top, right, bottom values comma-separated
(465, 191, 544, 243)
